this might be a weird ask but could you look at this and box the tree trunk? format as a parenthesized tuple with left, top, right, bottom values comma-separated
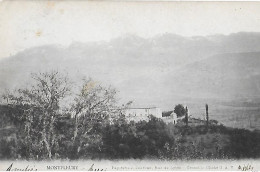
(43, 136, 52, 159)
(42, 114, 52, 159)
(206, 104, 209, 127)
(73, 115, 78, 142)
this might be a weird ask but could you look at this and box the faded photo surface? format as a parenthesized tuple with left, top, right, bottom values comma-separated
(0, 1, 260, 171)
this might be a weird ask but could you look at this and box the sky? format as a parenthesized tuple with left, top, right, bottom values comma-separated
(1, 1, 260, 59)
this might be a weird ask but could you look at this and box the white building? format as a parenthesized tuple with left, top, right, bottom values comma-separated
(162, 111, 178, 124)
(122, 107, 185, 124)
(161, 111, 187, 124)
(124, 107, 162, 122)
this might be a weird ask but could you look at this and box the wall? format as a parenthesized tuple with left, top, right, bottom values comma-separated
(125, 108, 162, 122)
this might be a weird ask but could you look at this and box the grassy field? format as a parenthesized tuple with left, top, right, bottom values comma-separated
(187, 103, 260, 130)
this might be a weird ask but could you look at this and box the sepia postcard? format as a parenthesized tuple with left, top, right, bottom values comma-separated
(0, 0, 260, 171)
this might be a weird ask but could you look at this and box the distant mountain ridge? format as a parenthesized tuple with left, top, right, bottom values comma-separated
(165, 51, 260, 99)
(1, 32, 260, 109)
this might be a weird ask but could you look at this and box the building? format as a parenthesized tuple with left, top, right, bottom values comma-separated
(124, 107, 162, 122)
(162, 111, 178, 124)
(161, 111, 187, 124)
(122, 107, 186, 124)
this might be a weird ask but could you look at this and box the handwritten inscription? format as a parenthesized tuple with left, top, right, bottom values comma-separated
(6, 163, 37, 171)
(238, 164, 254, 171)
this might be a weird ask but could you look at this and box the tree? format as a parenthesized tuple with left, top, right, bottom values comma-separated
(206, 104, 209, 126)
(185, 106, 188, 126)
(2, 71, 71, 159)
(174, 104, 186, 118)
(69, 78, 121, 158)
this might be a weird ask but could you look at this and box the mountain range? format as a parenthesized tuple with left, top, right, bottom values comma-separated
(1, 32, 260, 110)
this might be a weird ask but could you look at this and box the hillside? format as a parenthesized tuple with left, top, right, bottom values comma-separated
(165, 51, 260, 100)
(1, 33, 260, 103)
(1, 109, 260, 160)
(0, 32, 260, 130)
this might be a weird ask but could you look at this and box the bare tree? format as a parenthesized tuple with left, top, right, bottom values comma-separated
(70, 78, 120, 156)
(2, 71, 71, 159)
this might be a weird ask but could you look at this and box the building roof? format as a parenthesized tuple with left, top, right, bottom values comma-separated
(162, 111, 174, 117)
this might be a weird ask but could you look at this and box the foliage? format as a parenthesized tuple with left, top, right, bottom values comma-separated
(174, 104, 186, 118)
(1, 71, 71, 160)
(184, 106, 188, 126)
(206, 104, 209, 126)
(0, 71, 260, 160)
(69, 78, 120, 159)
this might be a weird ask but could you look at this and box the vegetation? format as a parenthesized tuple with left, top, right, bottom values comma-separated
(174, 104, 186, 118)
(184, 106, 188, 126)
(0, 71, 259, 160)
(206, 104, 209, 126)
